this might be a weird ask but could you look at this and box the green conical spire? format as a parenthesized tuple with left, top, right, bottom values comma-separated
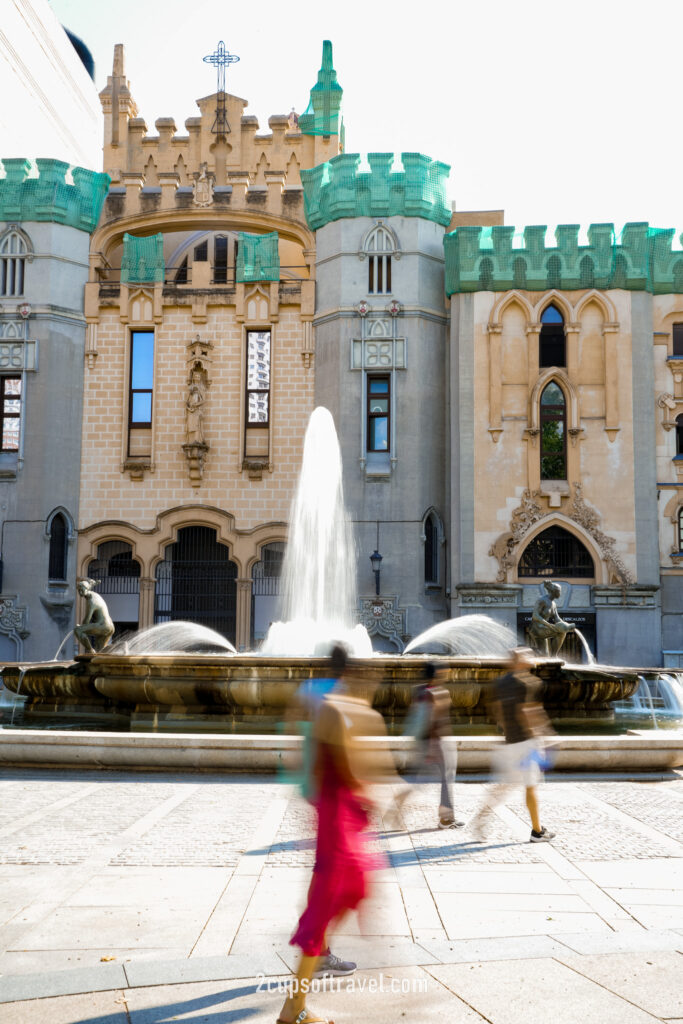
(299, 40, 343, 137)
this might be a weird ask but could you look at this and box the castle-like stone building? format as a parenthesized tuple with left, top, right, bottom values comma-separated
(2, 33, 683, 664)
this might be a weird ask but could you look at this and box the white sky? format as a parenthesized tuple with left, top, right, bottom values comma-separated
(49, 0, 683, 236)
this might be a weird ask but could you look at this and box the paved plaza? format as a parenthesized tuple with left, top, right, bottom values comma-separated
(0, 767, 682, 1022)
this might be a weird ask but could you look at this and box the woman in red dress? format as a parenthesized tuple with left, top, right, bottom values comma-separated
(277, 660, 387, 1024)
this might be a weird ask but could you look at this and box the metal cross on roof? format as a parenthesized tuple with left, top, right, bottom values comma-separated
(203, 41, 240, 136)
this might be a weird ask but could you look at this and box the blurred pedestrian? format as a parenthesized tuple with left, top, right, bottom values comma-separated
(471, 647, 556, 843)
(277, 655, 388, 1024)
(408, 663, 463, 829)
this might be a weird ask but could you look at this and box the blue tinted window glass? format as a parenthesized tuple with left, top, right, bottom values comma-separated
(132, 333, 154, 389)
(132, 393, 152, 422)
(541, 304, 563, 324)
(369, 378, 389, 394)
(370, 417, 388, 450)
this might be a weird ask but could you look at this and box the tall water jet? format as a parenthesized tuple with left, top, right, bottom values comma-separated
(262, 407, 372, 656)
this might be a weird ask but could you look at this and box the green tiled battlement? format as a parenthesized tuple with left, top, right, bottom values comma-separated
(444, 223, 683, 295)
(0, 159, 110, 233)
(301, 153, 451, 231)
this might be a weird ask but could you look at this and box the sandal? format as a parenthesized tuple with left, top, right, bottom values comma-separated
(277, 1012, 333, 1024)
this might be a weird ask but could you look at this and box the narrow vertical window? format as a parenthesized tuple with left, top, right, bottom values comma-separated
(365, 225, 395, 296)
(0, 231, 27, 297)
(367, 375, 390, 451)
(128, 331, 154, 457)
(539, 304, 565, 367)
(214, 236, 228, 284)
(676, 414, 683, 456)
(48, 513, 68, 581)
(246, 330, 271, 426)
(0, 376, 21, 451)
(672, 323, 683, 356)
(540, 381, 566, 479)
(424, 513, 438, 584)
(678, 508, 683, 551)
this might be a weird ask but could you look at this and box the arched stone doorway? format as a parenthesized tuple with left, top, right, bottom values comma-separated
(154, 525, 237, 644)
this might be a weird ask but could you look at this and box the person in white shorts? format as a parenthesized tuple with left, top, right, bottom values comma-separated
(471, 647, 556, 843)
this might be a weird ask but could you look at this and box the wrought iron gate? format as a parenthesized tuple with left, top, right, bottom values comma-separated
(154, 526, 237, 643)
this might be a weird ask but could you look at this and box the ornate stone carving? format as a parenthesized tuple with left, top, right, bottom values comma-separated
(658, 391, 677, 431)
(488, 488, 544, 583)
(358, 596, 406, 651)
(0, 596, 29, 640)
(489, 484, 633, 585)
(565, 483, 634, 584)
(192, 162, 214, 207)
(456, 584, 521, 607)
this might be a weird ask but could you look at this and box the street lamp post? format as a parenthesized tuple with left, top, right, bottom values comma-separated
(369, 549, 383, 596)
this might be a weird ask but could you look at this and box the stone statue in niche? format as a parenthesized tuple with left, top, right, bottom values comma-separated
(185, 372, 206, 445)
(182, 365, 209, 486)
(527, 580, 575, 657)
(192, 162, 214, 207)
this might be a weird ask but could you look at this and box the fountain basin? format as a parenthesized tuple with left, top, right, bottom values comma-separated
(1, 653, 642, 729)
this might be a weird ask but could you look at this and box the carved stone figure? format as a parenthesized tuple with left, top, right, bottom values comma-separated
(527, 581, 575, 657)
(192, 162, 213, 207)
(185, 375, 206, 445)
(74, 579, 115, 654)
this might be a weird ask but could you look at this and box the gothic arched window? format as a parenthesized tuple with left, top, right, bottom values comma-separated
(0, 230, 28, 296)
(539, 303, 565, 367)
(364, 224, 395, 295)
(518, 525, 594, 578)
(540, 381, 566, 479)
(47, 512, 69, 581)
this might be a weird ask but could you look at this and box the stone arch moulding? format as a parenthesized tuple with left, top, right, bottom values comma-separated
(151, 506, 239, 572)
(574, 289, 618, 324)
(530, 290, 574, 324)
(527, 367, 581, 441)
(244, 523, 289, 577)
(488, 289, 535, 329)
(488, 484, 633, 585)
(0, 224, 34, 260)
(92, 212, 314, 273)
(358, 220, 401, 259)
(514, 514, 604, 584)
(78, 523, 145, 578)
(45, 506, 75, 541)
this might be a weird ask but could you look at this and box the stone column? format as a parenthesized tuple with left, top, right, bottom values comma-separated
(235, 578, 253, 651)
(488, 323, 503, 442)
(138, 577, 155, 629)
(565, 322, 581, 381)
(603, 322, 620, 440)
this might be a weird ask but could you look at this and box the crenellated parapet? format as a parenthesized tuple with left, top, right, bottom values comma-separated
(0, 159, 110, 232)
(301, 152, 451, 231)
(99, 43, 341, 193)
(444, 223, 683, 295)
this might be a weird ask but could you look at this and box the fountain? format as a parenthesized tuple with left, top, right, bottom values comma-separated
(0, 406, 681, 770)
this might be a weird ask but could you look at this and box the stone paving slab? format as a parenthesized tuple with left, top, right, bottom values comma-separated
(0, 767, 682, 1021)
(556, 951, 683, 1019)
(428, 957, 664, 1023)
